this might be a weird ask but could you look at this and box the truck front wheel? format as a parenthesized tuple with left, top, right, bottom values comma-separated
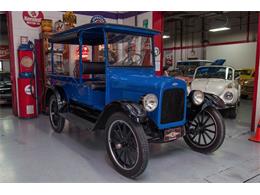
(105, 112, 149, 178)
(184, 107, 225, 154)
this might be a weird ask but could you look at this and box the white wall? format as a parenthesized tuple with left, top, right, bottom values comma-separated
(11, 11, 117, 115)
(123, 12, 153, 29)
(164, 42, 257, 69)
(137, 12, 153, 29)
(206, 42, 257, 69)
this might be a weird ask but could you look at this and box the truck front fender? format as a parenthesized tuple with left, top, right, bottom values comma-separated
(93, 101, 147, 130)
(187, 92, 225, 121)
(45, 86, 68, 112)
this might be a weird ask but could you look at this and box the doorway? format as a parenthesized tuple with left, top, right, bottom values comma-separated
(0, 12, 17, 117)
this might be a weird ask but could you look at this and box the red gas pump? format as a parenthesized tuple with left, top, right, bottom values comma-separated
(17, 40, 38, 118)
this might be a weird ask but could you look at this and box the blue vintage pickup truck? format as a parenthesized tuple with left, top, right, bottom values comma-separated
(45, 23, 225, 178)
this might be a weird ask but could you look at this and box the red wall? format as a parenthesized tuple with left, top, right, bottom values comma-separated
(152, 11, 164, 75)
(251, 13, 260, 131)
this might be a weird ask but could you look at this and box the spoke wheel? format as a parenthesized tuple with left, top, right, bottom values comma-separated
(49, 95, 65, 133)
(105, 112, 149, 178)
(184, 107, 225, 153)
(108, 120, 139, 170)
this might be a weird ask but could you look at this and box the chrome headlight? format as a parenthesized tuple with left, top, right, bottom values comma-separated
(192, 90, 205, 106)
(224, 91, 233, 100)
(142, 94, 158, 112)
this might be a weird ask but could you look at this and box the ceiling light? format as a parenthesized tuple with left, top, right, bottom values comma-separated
(163, 35, 170, 39)
(209, 27, 230, 32)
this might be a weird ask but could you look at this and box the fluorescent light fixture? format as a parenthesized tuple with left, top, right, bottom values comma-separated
(209, 27, 230, 32)
(163, 35, 170, 39)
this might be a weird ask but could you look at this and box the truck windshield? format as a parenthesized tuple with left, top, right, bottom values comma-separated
(195, 67, 227, 79)
(107, 32, 153, 67)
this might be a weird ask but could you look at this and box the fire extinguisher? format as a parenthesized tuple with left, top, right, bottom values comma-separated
(17, 40, 38, 118)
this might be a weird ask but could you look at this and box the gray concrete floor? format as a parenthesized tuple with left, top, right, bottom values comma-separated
(0, 100, 260, 183)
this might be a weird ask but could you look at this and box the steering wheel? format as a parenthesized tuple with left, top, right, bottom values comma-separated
(122, 53, 142, 66)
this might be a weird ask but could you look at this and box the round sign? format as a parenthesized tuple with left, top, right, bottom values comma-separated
(154, 47, 160, 56)
(24, 85, 34, 95)
(22, 11, 44, 28)
(90, 15, 106, 24)
(21, 56, 33, 68)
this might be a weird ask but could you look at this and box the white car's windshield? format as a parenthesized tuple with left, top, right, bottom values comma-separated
(195, 67, 227, 79)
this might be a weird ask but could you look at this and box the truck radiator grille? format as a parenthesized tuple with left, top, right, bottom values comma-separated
(161, 88, 185, 124)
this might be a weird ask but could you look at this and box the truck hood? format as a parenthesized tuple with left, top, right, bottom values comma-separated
(111, 74, 186, 92)
(191, 78, 231, 96)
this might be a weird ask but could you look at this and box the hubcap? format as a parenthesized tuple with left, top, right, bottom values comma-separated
(108, 120, 139, 170)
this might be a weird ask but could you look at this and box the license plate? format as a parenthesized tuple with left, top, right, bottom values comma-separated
(164, 127, 183, 142)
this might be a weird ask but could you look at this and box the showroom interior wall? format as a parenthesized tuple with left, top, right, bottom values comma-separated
(206, 42, 257, 68)
(122, 12, 153, 29)
(163, 12, 258, 69)
(9, 11, 118, 116)
(164, 42, 257, 69)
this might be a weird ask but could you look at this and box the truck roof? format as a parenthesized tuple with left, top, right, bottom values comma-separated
(49, 23, 160, 45)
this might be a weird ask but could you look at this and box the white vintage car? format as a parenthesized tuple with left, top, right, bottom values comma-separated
(190, 65, 241, 118)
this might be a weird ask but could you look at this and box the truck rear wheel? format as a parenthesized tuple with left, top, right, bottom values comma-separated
(49, 95, 65, 133)
(184, 107, 225, 154)
(105, 112, 149, 178)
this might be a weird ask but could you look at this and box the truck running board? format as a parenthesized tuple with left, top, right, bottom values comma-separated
(59, 112, 95, 131)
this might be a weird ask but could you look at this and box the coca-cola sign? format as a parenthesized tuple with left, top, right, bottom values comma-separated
(22, 11, 44, 28)
(0, 46, 9, 59)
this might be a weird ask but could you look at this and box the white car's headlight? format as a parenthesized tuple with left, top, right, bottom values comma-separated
(192, 90, 205, 106)
(224, 91, 233, 100)
(142, 94, 158, 112)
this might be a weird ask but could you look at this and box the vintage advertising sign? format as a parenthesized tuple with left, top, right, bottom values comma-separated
(22, 11, 44, 28)
(90, 15, 106, 24)
(0, 46, 9, 59)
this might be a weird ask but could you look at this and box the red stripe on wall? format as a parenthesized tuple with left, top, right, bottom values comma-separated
(164, 40, 256, 51)
(152, 11, 164, 76)
(251, 13, 260, 132)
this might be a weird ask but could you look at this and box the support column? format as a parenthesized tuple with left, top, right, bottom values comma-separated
(152, 11, 164, 76)
(251, 12, 260, 131)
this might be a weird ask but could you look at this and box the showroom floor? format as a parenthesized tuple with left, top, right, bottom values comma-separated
(0, 100, 260, 183)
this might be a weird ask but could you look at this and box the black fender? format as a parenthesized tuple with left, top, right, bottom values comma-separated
(187, 91, 225, 121)
(45, 86, 68, 112)
(93, 101, 147, 130)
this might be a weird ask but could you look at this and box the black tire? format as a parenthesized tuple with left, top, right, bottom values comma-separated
(49, 95, 65, 133)
(184, 106, 225, 154)
(227, 106, 237, 119)
(105, 112, 149, 178)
